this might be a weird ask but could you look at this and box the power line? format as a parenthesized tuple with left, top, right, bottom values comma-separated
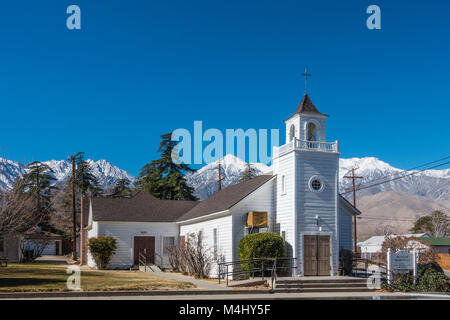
(342, 160, 450, 195)
(349, 155, 450, 188)
(359, 217, 418, 222)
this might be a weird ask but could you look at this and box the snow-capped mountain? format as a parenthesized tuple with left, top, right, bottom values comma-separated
(338, 157, 450, 200)
(185, 155, 449, 201)
(0, 158, 27, 190)
(0, 157, 134, 191)
(1, 155, 448, 201)
(185, 154, 271, 200)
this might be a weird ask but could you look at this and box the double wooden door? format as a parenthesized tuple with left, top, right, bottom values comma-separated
(303, 235, 330, 276)
(133, 236, 155, 265)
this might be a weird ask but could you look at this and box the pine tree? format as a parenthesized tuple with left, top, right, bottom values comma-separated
(20, 161, 56, 229)
(51, 154, 104, 236)
(239, 163, 258, 182)
(74, 157, 103, 197)
(137, 133, 198, 201)
(109, 178, 134, 198)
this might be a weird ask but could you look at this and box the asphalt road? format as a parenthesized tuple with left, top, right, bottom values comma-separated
(4, 292, 450, 300)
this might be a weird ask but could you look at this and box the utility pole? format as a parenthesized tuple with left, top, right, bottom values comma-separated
(343, 168, 363, 256)
(217, 158, 224, 192)
(69, 152, 83, 261)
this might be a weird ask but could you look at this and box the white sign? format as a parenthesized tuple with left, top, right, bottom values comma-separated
(387, 249, 418, 284)
(391, 250, 414, 272)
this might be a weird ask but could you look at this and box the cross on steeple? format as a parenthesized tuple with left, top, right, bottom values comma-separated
(301, 67, 312, 94)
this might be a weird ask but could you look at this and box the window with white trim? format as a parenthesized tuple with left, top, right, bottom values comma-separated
(163, 236, 175, 255)
(281, 175, 286, 194)
(309, 176, 324, 192)
(213, 228, 218, 260)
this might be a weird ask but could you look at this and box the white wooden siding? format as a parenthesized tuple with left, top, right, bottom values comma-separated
(87, 221, 98, 267)
(179, 215, 233, 277)
(87, 221, 178, 269)
(338, 200, 354, 252)
(230, 179, 275, 262)
(295, 151, 339, 275)
(272, 150, 296, 260)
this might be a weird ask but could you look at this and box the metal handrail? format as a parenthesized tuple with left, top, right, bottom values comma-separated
(350, 257, 388, 278)
(154, 252, 164, 269)
(218, 257, 297, 289)
(138, 252, 147, 272)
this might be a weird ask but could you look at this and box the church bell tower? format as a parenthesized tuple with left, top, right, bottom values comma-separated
(272, 71, 340, 276)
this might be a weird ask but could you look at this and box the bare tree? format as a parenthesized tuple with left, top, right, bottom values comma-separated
(378, 236, 437, 265)
(429, 211, 449, 237)
(183, 231, 214, 278)
(167, 231, 215, 278)
(0, 187, 39, 238)
(20, 238, 49, 262)
(374, 224, 395, 236)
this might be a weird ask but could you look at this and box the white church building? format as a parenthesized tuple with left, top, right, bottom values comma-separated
(80, 94, 360, 277)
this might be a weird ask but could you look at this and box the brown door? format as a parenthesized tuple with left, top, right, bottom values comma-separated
(133, 236, 155, 265)
(303, 235, 330, 276)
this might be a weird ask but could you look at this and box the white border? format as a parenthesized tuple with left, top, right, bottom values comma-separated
(308, 175, 325, 192)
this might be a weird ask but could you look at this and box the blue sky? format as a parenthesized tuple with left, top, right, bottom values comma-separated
(0, 0, 449, 176)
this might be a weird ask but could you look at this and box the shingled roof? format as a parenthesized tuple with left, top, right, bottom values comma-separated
(177, 174, 274, 222)
(87, 174, 275, 223)
(285, 94, 328, 121)
(90, 192, 198, 223)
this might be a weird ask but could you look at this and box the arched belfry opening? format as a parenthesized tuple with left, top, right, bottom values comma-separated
(307, 122, 317, 141)
(289, 124, 296, 141)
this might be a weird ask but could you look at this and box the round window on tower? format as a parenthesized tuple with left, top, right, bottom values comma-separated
(309, 176, 324, 192)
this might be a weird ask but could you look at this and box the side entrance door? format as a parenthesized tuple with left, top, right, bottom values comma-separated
(303, 235, 331, 276)
(133, 236, 155, 265)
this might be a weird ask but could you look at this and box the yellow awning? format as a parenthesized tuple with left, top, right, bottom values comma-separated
(247, 211, 268, 227)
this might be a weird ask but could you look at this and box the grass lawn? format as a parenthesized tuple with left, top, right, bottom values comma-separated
(0, 262, 196, 292)
(165, 271, 221, 284)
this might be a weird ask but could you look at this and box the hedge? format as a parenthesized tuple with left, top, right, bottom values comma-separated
(238, 232, 285, 276)
(382, 262, 450, 292)
(87, 236, 117, 270)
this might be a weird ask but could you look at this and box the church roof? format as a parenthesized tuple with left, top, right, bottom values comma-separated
(177, 175, 275, 222)
(285, 94, 328, 121)
(89, 192, 198, 223)
(85, 175, 275, 224)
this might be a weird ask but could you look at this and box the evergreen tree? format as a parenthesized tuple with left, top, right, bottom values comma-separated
(410, 210, 449, 237)
(52, 154, 104, 236)
(74, 156, 103, 197)
(21, 161, 56, 229)
(109, 178, 134, 198)
(137, 133, 198, 200)
(239, 163, 258, 182)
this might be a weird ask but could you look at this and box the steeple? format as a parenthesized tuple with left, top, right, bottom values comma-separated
(285, 94, 328, 122)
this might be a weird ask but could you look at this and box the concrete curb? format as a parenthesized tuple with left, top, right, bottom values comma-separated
(0, 289, 274, 299)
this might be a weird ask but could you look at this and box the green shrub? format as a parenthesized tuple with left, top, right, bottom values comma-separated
(382, 263, 450, 292)
(238, 232, 285, 276)
(87, 236, 117, 270)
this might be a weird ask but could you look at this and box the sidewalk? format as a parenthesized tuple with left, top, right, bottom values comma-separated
(151, 272, 232, 290)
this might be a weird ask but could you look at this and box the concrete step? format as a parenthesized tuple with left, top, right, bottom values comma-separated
(277, 278, 367, 284)
(139, 264, 162, 273)
(275, 287, 376, 293)
(276, 282, 369, 289)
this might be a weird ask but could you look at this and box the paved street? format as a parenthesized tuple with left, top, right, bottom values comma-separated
(4, 291, 450, 300)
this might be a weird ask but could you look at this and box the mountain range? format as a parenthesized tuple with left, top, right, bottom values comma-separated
(1, 155, 448, 200)
(0, 157, 134, 191)
(0, 154, 448, 238)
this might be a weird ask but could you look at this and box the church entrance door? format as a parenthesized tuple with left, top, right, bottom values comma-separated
(303, 235, 330, 276)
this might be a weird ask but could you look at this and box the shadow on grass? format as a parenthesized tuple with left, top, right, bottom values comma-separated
(0, 277, 66, 288)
